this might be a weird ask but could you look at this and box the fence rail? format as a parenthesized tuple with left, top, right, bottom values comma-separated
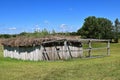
(80, 39, 110, 57)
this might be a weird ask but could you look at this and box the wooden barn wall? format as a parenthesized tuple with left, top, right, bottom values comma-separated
(3, 46, 42, 61)
(3, 45, 83, 61)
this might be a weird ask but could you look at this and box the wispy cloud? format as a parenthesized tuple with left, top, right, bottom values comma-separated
(34, 27, 40, 32)
(60, 24, 78, 32)
(8, 27, 16, 30)
(60, 24, 68, 32)
(44, 20, 50, 25)
(60, 24, 67, 28)
(32, 24, 41, 32)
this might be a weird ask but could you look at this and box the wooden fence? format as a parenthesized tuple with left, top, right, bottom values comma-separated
(79, 39, 110, 57)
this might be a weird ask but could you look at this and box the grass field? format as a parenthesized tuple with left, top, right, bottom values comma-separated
(0, 43, 120, 80)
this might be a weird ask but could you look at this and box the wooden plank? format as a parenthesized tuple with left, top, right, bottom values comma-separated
(64, 41, 67, 59)
(43, 46, 50, 60)
(88, 40, 92, 57)
(67, 46, 73, 58)
(42, 39, 66, 44)
(55, 46, 61, 59)
(41, 49, 83, 52)
(38, 46, 43, 60)
(79, 39, 109, 42)
(42, 52, 47, 60)
(107, 41, 110, 55)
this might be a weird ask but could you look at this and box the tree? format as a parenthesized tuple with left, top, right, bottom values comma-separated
(77, 16, 113, 39)
(19, 32, 28, 36)
(114, 18, 120, 43)
(41, 28, 49, 36)
(51, 29, 56, 35)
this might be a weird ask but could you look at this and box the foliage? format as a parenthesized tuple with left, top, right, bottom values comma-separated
(0, 29, 76, 38)
(19, 32, 29, 36)
(77, 16, 114, 39)
(113, 18, 120, 43)
(51, 29, 56, 35)
(0, 34, 17, 38)
(69, 32, 78, 35)
(10, 29, 50, 38)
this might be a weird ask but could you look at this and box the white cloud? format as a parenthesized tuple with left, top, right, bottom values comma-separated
(35, 24, 39, 27)
(60, 24, 68, 32)
(33, 24, 41, 32)
(44, 20, 50, 25)
(34, 27, 40, 32)
(8, 27, 16, 30)
(60, 24, 67, 28)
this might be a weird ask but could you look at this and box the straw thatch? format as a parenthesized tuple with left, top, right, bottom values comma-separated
(2, 35, 80, 47)
(0, 38, 5, 46)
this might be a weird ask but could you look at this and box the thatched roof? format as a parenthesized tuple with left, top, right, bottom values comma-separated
(2, 35, 80, 47)
(0, 38, 5, 46)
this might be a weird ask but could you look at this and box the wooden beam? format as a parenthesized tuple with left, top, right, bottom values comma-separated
(41, 45, 50, 60)
(42, 39, 66, 44)
(79, 39, 110, 44)
(43, 47, 50, 60)
(88, 40, 92, 57)
(55, 46, 61, 59)
(67, 46, 73, 58)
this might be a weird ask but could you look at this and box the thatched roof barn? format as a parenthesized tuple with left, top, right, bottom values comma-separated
(2, 36, 83, 61)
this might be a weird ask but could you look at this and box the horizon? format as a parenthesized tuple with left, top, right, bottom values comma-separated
(0, 0, 120, 34)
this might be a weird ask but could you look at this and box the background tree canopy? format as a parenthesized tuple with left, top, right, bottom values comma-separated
(77, 16, 113, 39)
(114, 18, 120, 42)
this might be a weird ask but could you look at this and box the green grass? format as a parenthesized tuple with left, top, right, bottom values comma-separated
(0, 43, 120, 80)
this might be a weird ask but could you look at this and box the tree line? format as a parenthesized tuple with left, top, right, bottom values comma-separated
(0, 16, 120, 42)
(77, 16, 120, 42)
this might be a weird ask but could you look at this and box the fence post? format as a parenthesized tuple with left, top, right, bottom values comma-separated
(88, 40, 92, 57)
(107, 40, 110, 55)
(64, 40, 68, 59)
(64, 40, 73, 59)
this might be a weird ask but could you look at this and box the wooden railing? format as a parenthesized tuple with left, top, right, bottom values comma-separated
(79, 39, 110, 57)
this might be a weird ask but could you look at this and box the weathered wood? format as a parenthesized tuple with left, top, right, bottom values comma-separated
(67, 46, 73, 58)
(43, 46, 50, 60)
(55, 46, 61, 59)
(82, 39, 110, 57)
(79, 39, 109, 42)
(39, 45, 43, 60)
(3, 39, 106, 61)
(42, 39, 66, 44)
(88, 40, 92, 57)
(64, 41, 68, 59)
(79, 47, 83, 57)
(107, 41, 110, 55)
(83, 47, 107, 51)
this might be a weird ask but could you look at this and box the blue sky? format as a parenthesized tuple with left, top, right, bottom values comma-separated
(0, 0, 120, 34)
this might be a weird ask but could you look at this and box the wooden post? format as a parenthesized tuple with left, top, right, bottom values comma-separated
(43, 46, 50, 60)
(67, 46, 73, 58)
(64, 41, 67, 59)
(107, 40, 110, 55)
(55, 46, 61, 59)
(41, 45, 50, 60)
(88, 40, 92, 57)
(64, 41, 67, 52)
(64, 41, 73, 59)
